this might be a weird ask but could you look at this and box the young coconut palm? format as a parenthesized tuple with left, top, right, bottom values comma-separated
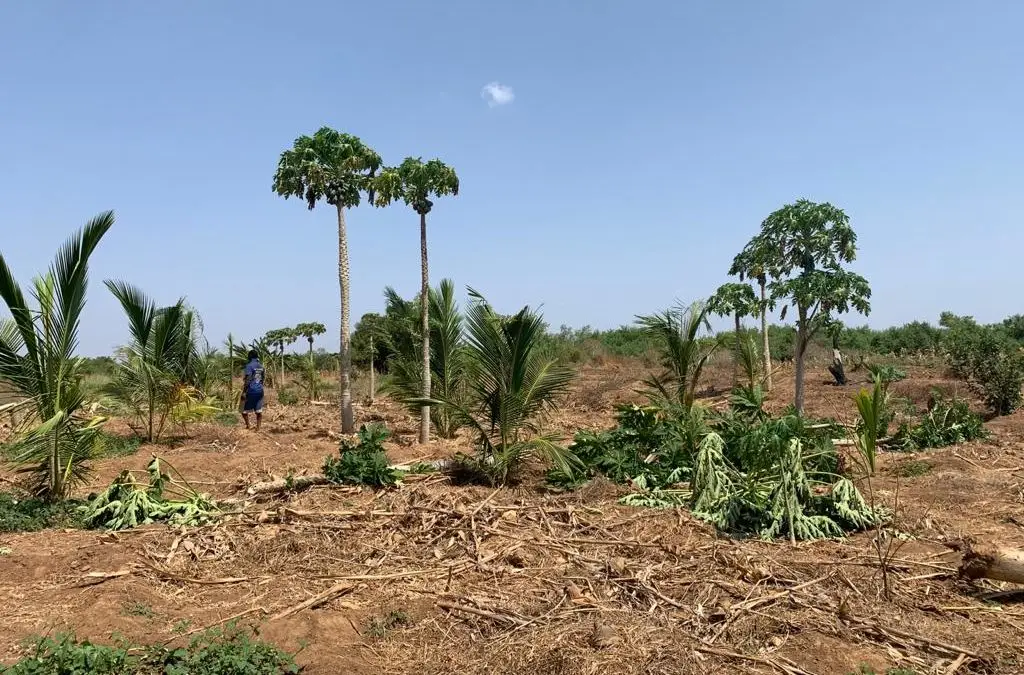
(273, 127, 382, 434)
(387, 279, 468, 438)
(0, 212, 114, 500)
(104, 281, 208, 442)
(372, 158, 459, 444)
(638, 300, 720, 412)
(418, 289, 578, 485)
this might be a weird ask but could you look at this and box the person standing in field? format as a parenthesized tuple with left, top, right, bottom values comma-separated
(241, 349, 266, 431)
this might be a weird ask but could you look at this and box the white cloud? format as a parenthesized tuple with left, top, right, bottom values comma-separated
(481, 82, 515, 107)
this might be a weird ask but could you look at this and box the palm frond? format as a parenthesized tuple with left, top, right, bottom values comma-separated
(0, 213, 114, 499)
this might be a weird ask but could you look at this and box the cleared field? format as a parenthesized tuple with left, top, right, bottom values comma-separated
(1, 360, 1021, 674)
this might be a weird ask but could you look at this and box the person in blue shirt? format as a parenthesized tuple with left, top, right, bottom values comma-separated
(241, 350, 266, 431)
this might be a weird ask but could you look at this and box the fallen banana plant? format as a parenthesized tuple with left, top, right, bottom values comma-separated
(80, 455, 218, 530)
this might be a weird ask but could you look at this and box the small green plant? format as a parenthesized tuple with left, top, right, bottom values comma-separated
(0, 624, 300, 674)
(849, 666, 918, 675)
(79, 456, 218, 530)
(122, 601, 155, 618)
(96, 433, 142, 459)
(864, 363, 907, 383)
(853, 376, 890, 475)
(365, 610, 411, 638)
(277, 388, 300, 406)
(893, 460, 932, 478)
(0, 492, 83, 532)
(893, 392, 986, 450)
(322, 424, 400, 488)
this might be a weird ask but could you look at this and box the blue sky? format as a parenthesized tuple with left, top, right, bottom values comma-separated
(2, 1, 1022, 355)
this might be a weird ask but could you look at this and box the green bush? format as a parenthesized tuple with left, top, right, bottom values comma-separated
(0, 625, 299, 674)
(322, 423, 400, 488)
(0, 493, 83, 532)
(942, 315, 1024, 415)
(277, 388, 300, 406)
(893, 392, 986, 450)
(96, 433, 142, 459)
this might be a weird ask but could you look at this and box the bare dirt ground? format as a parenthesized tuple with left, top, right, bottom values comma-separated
(1, 357, 1023, 674)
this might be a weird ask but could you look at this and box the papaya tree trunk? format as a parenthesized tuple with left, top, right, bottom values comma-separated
(419, 211, 431, 445)
(794, 310, 808, 414)
(337, 203, 355, 434)
(759, 277, 772, 392)
(227, 334, 234, 400)
(369, 334, 376, 405)
(733, 312, 741, 386)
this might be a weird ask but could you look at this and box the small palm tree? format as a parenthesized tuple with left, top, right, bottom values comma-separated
(0, 212, 114, 499)
(420, 288, 578, 485)
(295, 322, 327, 400)
(387, 279, 467, 438)
(638, 300, 719, 411)
(104, 281, 206, 442)
(373, 158, 459, 444)
(273, 127, 382, 434)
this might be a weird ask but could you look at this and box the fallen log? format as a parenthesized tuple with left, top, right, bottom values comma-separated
(958, 543, 1024, 585)
(246, 474, 330, 495)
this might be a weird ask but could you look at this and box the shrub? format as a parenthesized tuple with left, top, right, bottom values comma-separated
(322, 423, 400, 488)
(863, 363, 906, 383)
(0, 493, 83, 532)
(277, 388, 300, 406)
(942, 315, 1024, 415)
(96, 433, 142, 459)
(1, 624, 299, 674)
(893, 392, 986, 450)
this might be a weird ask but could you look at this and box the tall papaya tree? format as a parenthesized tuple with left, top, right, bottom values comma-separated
(295, 321, 327, 360)
(0, 212, 114, 499)
(272, 128, 382, 433)
(372, 158, 459, 444)
(263, 327, 297, 386)
(753, 199, 871, 414)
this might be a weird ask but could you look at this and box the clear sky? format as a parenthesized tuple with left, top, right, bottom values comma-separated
(2, 1, 1022, 355)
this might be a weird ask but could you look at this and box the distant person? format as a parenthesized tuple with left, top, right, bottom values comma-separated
(828, 336, 847, 386)
(241, 349, 266, 430)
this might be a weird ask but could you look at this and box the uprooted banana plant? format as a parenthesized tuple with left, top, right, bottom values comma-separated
(80, 455, 218, 530)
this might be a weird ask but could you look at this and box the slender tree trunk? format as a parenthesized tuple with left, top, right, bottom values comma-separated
(228, 334, 234, 399)
(148, 388, 155, 442)
(794, 312, 807, 414)
(307, 339, 314, 401)
(369, 334, 376, 404)
(759, 278, 772, 392)
(733, 312, 741, 386)
(51, 426, 61, 500)
(419, 211, 431, 445)
(337, 204, 355, 434)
